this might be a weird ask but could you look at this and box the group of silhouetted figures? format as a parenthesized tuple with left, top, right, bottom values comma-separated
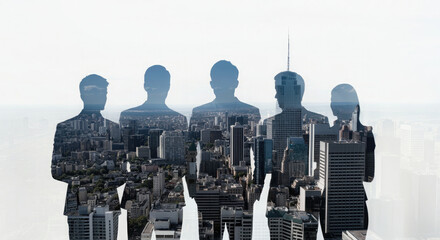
(51, 60, 374, 240)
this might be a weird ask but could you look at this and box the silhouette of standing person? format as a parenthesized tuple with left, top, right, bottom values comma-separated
(119, 65, 188, 240)
(319, 84, 375, 238)
(188, 60, 261, 239)
(51, 74, 123, 240)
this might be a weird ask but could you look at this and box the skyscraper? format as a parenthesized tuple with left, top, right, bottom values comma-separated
(148, 129, 163, 159)
(266, 71, 302, 172)
(319, 141, 366, 238)
(230, 122, 244, 167)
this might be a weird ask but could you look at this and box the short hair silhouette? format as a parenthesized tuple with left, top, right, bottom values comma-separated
(79, 74, 108, 111)
(210, 60, 239, 92)
(210, 60, 239, 82)
(331, 83, 359, 121)
(144, 65, 170, 92)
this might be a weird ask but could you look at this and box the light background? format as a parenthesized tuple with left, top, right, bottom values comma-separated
(1, 0, 440, 239)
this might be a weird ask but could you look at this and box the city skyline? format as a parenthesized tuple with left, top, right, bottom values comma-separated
(1, 1, 440, 240)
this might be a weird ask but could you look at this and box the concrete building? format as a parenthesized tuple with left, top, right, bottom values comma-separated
(298, 185, 321, 218)
(136, 146, 151, 159)
(266, 207, 318, 240)
(67, 205, 120, 240)
(220, 207, 253, 240)
(307, 123, 338, 178)
(159, 131, 185, 163)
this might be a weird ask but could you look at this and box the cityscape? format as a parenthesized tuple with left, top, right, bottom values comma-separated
(50, 56, 377, 240)
(1, 2, 440, 240)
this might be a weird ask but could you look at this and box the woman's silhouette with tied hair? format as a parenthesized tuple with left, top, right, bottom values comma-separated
(319, 84, 375, 239)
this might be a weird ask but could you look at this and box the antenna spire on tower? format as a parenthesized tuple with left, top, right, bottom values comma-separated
(287, 31, 291, 71)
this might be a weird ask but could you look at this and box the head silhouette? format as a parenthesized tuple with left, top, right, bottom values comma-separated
(144, 65, 170, 104)
(330, 84, 359, 121)
(274, 71, 303, 110)
(79, 74, 108, 111)
(210, 60, 239, 101)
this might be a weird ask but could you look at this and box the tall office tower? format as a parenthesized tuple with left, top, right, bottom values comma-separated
(254, 137, 265, 185)
(254, 137, 274, 185)
(266, 207, 318, 240)
(159, 131, 185, 163)
(153, 168, 165, 197)
(266, 71, 302, 171)
(280, 137, 308, 186)
(230, 122, 244, 167)
(67, 205, 120, 240)
(307, 123, 338, 179)
(319, 141, 366, 238)
(220, 207, 253, 240)
(148, 129, 163, 158)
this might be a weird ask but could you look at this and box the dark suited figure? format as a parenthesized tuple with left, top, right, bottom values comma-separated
(188, 60, 261, 240)
(264, 70, 332, 240)
(120, 65, 188, 130)
(119, 65, 188, 240)
(190, 60, 261, 127)
(51, 75, 123, 240)
(319, 84, 375, 238)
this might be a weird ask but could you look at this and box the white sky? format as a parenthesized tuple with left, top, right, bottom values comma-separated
(1, 0, 439, 109)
